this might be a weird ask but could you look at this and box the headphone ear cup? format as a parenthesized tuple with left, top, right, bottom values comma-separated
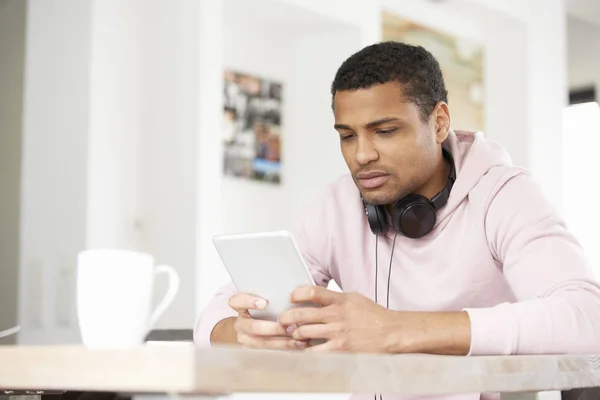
(364, 203, 388, 235)
(393, 194, 437, 239)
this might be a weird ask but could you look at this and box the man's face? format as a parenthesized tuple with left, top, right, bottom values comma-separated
(333, 82, 443, 206)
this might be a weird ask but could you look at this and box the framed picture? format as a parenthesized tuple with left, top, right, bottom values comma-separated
(223, 69, 283, 184)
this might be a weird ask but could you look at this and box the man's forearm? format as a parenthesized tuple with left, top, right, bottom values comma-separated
(388, 310, 471, 355)
(210, 317, 238, 345)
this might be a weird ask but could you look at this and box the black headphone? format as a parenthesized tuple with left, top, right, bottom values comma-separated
(363, 148, 456, 239)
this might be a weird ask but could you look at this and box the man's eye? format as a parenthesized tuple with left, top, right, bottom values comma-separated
(340, 134, 354, 141)
(377, 129, 397, 135)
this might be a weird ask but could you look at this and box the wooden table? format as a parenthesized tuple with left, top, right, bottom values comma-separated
(1, 345, 599, 400)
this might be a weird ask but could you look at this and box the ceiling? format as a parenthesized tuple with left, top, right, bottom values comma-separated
(567, 0, 600, 26)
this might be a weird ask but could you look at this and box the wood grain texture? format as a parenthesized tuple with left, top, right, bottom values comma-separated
(0, 345, 599, 396)
(0, 345, 197, 394)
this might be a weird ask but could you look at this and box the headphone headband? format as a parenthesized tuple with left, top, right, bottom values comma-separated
(363, 148, 455, 238)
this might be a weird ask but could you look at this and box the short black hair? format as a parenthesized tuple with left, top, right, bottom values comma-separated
(331, 41, 448, 122)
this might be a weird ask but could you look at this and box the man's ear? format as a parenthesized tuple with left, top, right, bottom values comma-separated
(433, 102, 451, 144)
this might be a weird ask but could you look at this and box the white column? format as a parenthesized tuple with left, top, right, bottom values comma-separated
(527, 0, 567, 211)
(196, 0, 226, 313)
(134, 0, 201, 329)
(86, 0, 146, 251)
(19, 0, 93, 344)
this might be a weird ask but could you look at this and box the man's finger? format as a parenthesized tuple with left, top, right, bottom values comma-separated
(290, 285, 340, 306)
(291, 323, 338, 341)
(229, 293, 268, 312)
(236, 318, 287, 337)
(278, 306, 332, 326)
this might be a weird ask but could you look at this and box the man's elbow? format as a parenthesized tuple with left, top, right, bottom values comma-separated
(544, 282, 600, 354)
(563, 284, 600, 353)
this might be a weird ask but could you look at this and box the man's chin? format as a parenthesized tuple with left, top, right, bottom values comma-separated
(360, 191, 396, 206)
(353, 177, 404, 205)
(360, 186, 411, 206)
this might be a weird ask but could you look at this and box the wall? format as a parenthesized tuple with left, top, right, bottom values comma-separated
(18, 0, 92, 344)
(137, 0, 199, 329)
(0, 0, 26, 345)
(285, 29, 361, 214)
(220, 15, 359, 234)
(220, 20, 294, 234)
(481, 15, 529, 168)
(277, 0, 382, 47)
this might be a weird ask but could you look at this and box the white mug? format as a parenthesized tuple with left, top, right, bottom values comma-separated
(77, 249, 180, 348)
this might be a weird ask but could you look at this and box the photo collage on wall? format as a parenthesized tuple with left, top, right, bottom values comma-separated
(222, 69, 283, 184)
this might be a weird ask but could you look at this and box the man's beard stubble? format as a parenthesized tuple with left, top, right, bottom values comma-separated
(358, 179, 413, 206)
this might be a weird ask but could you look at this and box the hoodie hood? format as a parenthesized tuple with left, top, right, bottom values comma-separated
(434, 130, 515, 224)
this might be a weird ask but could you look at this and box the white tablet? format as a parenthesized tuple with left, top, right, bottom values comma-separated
(212, 230, 318, 322)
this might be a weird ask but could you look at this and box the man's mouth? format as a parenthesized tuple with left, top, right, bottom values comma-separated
(356, 171, 390, 189)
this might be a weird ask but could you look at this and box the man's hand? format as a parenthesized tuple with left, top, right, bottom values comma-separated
(277, 286, 401, 353)
(278, 285, 472, 355)
(228, 293, 308, 350)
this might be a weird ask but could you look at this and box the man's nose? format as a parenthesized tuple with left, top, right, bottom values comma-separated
(355, 137, 378, 165)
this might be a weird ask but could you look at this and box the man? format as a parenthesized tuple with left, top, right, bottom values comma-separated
(195, 41, 600, 372)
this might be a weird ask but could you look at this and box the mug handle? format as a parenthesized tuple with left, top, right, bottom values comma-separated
(149, 265, 180, 328)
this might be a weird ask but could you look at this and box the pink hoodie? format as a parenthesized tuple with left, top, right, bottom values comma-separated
(194, 130, 600, 400)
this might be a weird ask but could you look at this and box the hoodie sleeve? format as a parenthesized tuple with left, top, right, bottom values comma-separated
(193, 281, 238, 347)
(193, 195, 333, 347)
(464, 171, 600, 356)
